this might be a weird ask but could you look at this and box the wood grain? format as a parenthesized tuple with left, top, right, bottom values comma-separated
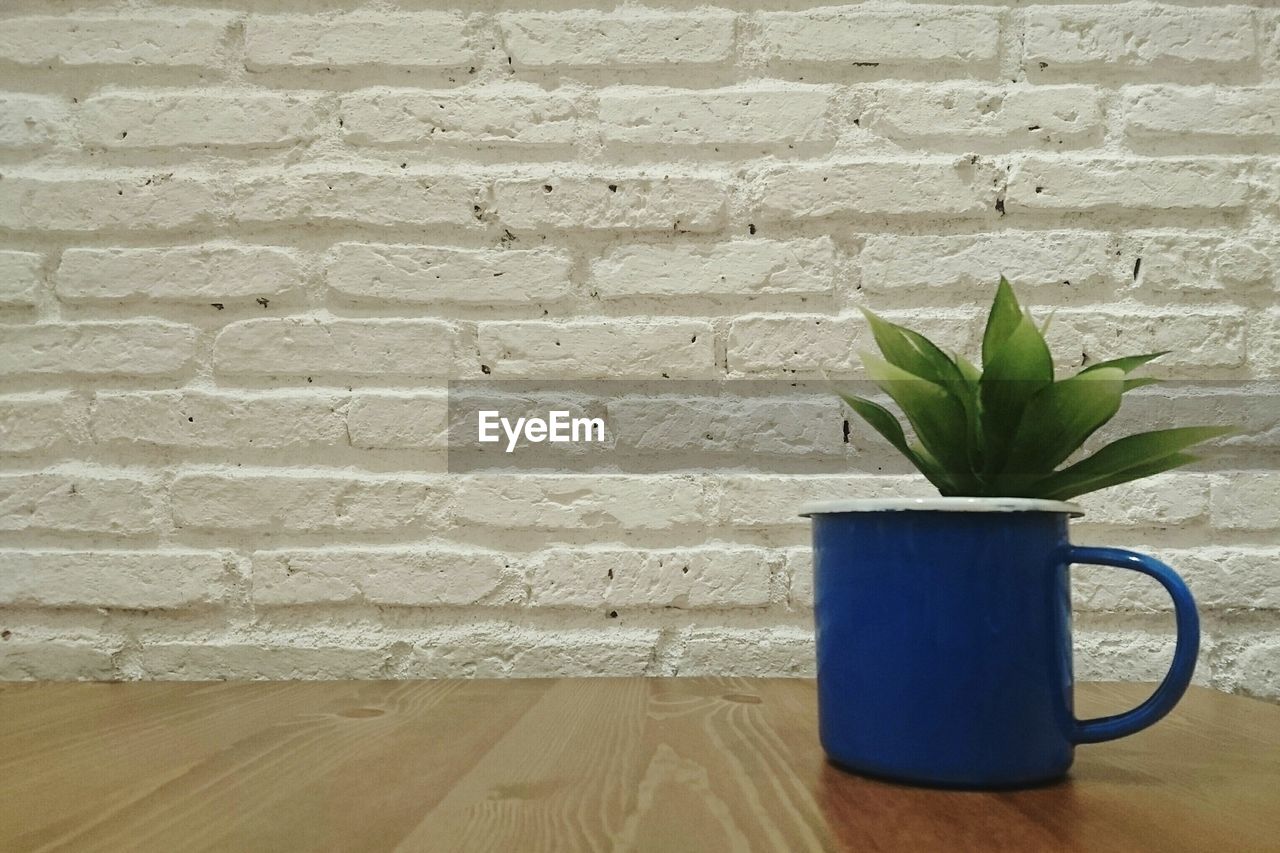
(0, 680, 1276, 852)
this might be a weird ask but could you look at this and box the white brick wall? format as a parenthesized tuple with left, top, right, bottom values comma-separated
(0, 2, 1276, 699)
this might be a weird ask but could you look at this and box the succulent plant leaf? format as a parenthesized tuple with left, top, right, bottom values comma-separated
(1036, 452, 1200, 501)
(1078, 351, 1169, 375)
(978, 311, 1054, 477)
(840, 393, 960, 493)
(859, 309, 965, 388)
(981, 276, 1024, 367)
(1025, 426, 1234, 500)
(997, 367, 1125, 488)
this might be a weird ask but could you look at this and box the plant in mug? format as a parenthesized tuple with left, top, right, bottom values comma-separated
(841, 278, 1233, 499)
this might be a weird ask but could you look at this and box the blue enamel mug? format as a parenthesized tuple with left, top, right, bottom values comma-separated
(800, 498, 1200, 789)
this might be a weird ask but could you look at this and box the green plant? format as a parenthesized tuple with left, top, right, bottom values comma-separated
(841, 278, 1233, 500)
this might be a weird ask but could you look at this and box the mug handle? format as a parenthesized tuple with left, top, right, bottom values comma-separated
(1066, 545, 1201, 744)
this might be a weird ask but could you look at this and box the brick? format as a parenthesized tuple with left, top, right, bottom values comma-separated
(1005, 158, 1250, 212)
(1073, 547, 1280, 611)
(1220, 639, 1280, 700)
(598, 84, 832, 147)
(753, 160, 993, 220)
(785, 548, 814, 607)
(608, 394, 844, 457)
(0, 469, 160, 535)
(327, 244, 571, 304)
(726, 313, 974, 377)
(0, 14, 231, 68)
(455, 474, 704, 530)
(865, 84, 1103, 146)
(0, 643, 116, 680)
(678, 628, 815, 676)
(1211, 472, 1280, 531)
(252, 548, 506, 606)
(1125, 233, 1273, 293)
(0, 95, 71, 149)
(1025, 5, 1256, 71)
(1073, 630, 1185, 683)
(171, 470, 449, 533)
(230, 169, 486, 228)
(1047, 309, 1246, 371)
(530, 547, 772, 608)
(478, 320, 714, 378)
(91, 391, 346, 450)
(0, 251, 44, 306)
(407, 626, 659, 677)
(0, 550, 230, 609)
(493, 174, 729, 233)
(0, 174, 221, 232)
(0, 393, 90, 454)
(0, 322, 197, 377)
(590, 238, 834, 298)
(245, 12, 470, 70)
(56, 245, 303, 302)
(1124, 86, 1280, 141)
(341, 85, 579, 146)
(1074, 473, 1211, 527)
(136, 643, 392, 680)
(347, 393, 448, 450)
(213, 318, 456, 378)
(500, 11, 735, 68)
(756, 7, 1001, 65)
(715, 474, 932, 528)
(80, 92, 320, 148)
(859, 232, 1126, 294)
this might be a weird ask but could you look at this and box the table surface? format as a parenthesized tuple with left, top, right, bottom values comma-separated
(1, 679, 1277, 852)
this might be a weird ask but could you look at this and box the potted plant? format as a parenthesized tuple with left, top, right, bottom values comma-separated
(801, 278, 1231, 790)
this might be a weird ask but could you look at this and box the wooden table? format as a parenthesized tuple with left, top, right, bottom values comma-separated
(1, 679, 1277, 852)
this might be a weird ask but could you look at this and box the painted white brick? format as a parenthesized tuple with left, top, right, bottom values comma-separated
(0, 95, 71, 149)
(341, 85, 579, 147)
(860, 232, 1124, 294)
(865, 84, 1104, 146)
(1125, 86, 1280, 141)
(494, 174, 729, 233)
(0, 322, 197, 377)
(590, 238, 834, 298)
(1047, 309, 1247, 371)
(678, 628, 815, 676)
(327, 244, 571, 304)
(0, 14, 231, 68)
(252, 548, 506, 606)
(80, 92, 320, 148)
(1210, 472, 1280, 531)
(213, 318, 457, 378)
(0, 251, 44, 307)
(1005, 158, 1250, 212)
(455, 475, 704, 530)
(0, 394, 90, 454)
(245, 12, 470, 70)
(785, 548, 814, 607)
(0, 643, 115, 681)
(56, 245, 303, 303)
(1222, 640, 1280, 700)
(91, 391, 346, 450)
(171, 470, 449, 533)
(530, 548, 772, 608)
(1073, 630, 1182, 683)
(1075, 473, 1211, 527)
(1025, 5, 1256, 71)
(407, 626, 659, 677)
(1128, 233, 1273, 293)
(608, 395, 843, 458)
(1074, 547, 1280, 611)
(716, 474, 933, 528)
(347, 393, 448, 451)
(230, 169, 487, 228)
(0, 469, 160, 535)
(500, 11, 735, 68)
(478, 320, 714, 379)
(0, 174, 221, 232)
(755, 7, 1001, 66)
(753, 160, 993, 220)
(0, 551, 231, 609)
(598, 84, 832, 147)
(137, 643, 392, 680)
